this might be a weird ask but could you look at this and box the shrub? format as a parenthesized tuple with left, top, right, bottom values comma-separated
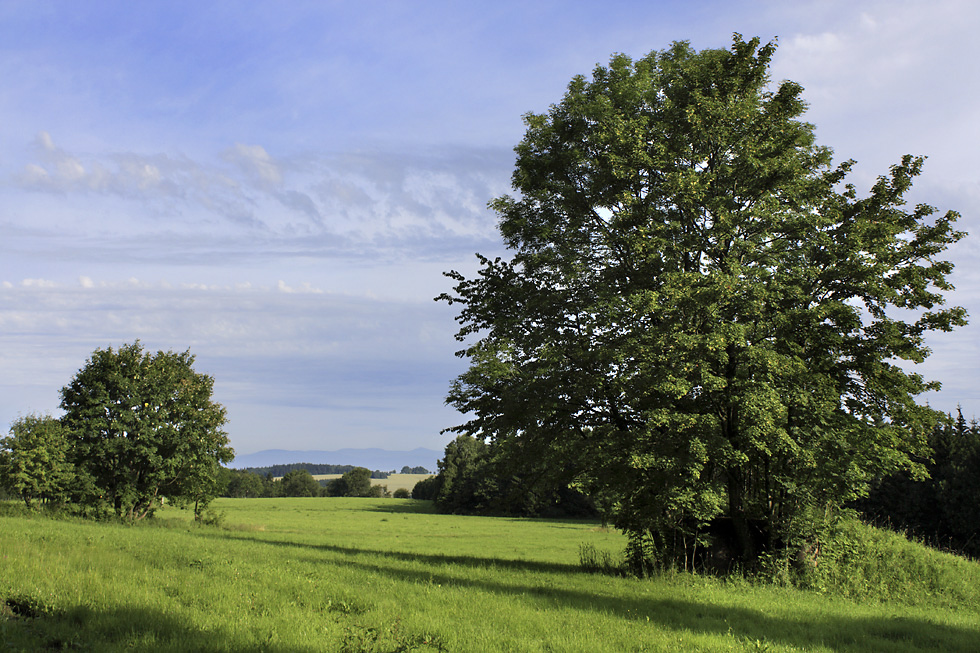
(368, 484, 390, 498)
(411, 476, 440, 501)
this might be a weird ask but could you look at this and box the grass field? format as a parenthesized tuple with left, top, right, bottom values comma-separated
(2, 498, 979, 652)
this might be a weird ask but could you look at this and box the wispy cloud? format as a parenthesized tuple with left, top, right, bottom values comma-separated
(7, 132, 507, 257)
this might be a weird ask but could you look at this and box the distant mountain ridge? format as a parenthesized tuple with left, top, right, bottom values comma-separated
(230, 448, 441, 472)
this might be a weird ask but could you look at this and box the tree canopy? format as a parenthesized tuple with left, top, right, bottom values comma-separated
(0, 414, 74, 509)
(439, 35, 966, 569)
(60, 341, 233, 520)
(281, 469, 321, 497)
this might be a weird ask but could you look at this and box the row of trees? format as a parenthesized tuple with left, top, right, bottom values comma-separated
(235, 464, 430, 480)
(860, 410, 980, 558)
(0, 341, 431, 514)
(412, 410, 980, 562)
(412, 434, 597, 517)
(222, 467, 404, 498)
(239, 463, 415, 480)
(0, 342, 233, 520)
(438, 34, 967, 571)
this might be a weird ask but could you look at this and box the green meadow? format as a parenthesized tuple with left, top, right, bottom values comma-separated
(2, 498, 979, 652)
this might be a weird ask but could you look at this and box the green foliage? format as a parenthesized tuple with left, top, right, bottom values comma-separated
(342, 467, 374, 497)
(859, 409, 980, 558)
(772, 513, 980, 607)
(393, 488, 411, 499)
(367, 484, 390, 498)
(224, 469, 266, 498)
(434, 434, 490, 512)
(245, 463, 391, 479)
(59, 341, 233, 520)
(324, 476, 349, 497)
(195, 508, 225, 527)
(410, 475, 439, 500)
(440, 35, 966, 569)
(0, 414, 74, 509)
(280, 469, 321, 497)
(423, 435, 599, 517)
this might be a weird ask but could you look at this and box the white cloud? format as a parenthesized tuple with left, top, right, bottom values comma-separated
(277, 280, 324, 294)
(21, 278, 56, 288)
(225, 143, 283, 187)
(7, 134, 505, 253)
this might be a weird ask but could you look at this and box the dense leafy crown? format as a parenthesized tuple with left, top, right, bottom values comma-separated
(60, 341, 232, 519)
(439, 35, 966, 562)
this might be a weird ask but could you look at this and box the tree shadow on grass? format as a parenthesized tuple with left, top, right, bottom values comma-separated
(207, 530, 584, 575)
(334, 556, 980, 652)
(215, 534, 980, 653)
(1, 602, 321, 653)
(357, 500, 438, 515)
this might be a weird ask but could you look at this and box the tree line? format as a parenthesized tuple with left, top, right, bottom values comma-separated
(237, 463, 431, 479)
(411, 434, 597, 518)
(0, 341, 436, 516)
(414, 411, 980, 561)
(858, 409, 980, 559)
(220, 466, 410, 499)
(240, 463, 392, 480)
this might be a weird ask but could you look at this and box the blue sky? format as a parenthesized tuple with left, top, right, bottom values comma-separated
(2, 0, 978, 457)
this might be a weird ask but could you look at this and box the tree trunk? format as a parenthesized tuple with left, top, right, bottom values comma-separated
(727, 472, 755, 565)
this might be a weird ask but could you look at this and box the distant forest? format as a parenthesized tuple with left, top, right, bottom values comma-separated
(242, 463, 431, 479)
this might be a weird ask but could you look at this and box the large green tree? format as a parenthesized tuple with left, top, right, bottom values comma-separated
(60, 341, 233, 520)
(440, 35, 966, 568)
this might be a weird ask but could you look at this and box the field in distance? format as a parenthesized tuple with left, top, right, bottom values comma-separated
(310, 472, 433, 493)
(2, 498, 979, 652)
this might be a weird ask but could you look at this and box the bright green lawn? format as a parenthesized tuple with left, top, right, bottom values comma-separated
(1, 498, 978, 652)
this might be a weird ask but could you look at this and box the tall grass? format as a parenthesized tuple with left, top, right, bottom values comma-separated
(1, 498, 978, 652)
(788, 516, 980, 607)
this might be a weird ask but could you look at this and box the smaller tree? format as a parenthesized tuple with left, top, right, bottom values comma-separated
(0, 414, 75, 508)
(281, 469, 321, 497)
(60, 341, 233, 520)
(411, 476, 440, 500)
(436, 435, 491, 513)
(368, 484, 390, 498)
(341, 467, 373, 497)
(261, 473, 281, 497)
(323, 476, 348, 497)
(225, 470, 266, 498)
(393, 488, 411, 499)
